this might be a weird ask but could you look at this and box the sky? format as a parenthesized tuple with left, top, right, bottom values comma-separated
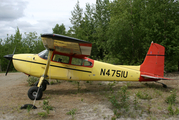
(0, 0, 96, 39)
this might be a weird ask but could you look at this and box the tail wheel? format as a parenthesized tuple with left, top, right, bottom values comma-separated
(28, 86, 43, 100)
(34, 81, 47, 91)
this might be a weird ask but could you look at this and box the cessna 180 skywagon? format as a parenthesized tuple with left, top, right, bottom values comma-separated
(4, 34, 170, 100)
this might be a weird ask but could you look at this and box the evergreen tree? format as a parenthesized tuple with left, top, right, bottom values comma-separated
(52, 24, 66, 35)
(70, 0, 84, 39)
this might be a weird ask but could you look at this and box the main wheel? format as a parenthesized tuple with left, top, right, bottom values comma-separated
(28, 86, 43, 100)
(34, 81, 47, 91)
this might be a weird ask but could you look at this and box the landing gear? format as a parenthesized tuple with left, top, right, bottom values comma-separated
(155, 81, 167, 88)
(28, 86, 43, 100)
(34, 80, 49, 91)
(27, 50, 53, 100)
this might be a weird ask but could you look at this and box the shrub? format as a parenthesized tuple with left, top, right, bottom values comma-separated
(165, 90, 177, 105)
(136, 91, 152, 100)
(66, 108, 77, 119)
(43, 100, 53, 114)
(38, 112, 48, 117)
(26, 76, 38, 86)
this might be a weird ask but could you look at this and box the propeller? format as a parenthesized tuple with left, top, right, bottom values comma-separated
(4, 47, 16, 76)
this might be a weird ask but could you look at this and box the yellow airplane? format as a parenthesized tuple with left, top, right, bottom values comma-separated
(4, 34, 170, 100)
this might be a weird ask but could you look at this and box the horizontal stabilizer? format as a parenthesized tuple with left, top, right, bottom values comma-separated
(141, 74, 171, 80)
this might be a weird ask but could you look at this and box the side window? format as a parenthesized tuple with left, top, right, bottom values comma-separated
(84, 61, 92, 66)
(38, 50, 49, 59)
(71, 58, 83, 65)
(53, 54, 69, 64)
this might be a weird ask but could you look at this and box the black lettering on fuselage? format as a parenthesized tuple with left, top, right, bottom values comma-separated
(100, 68, 106, 75)
(123, 71, 128, 78)
(100, 68, 128, 78)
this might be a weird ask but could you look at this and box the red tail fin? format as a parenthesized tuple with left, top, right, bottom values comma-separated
(140, 42, 165, 80)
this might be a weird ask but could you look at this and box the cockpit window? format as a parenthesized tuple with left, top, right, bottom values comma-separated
(38, 50, 49, 59)
(71, 58, 84, 65)
(84, 60, 92, 66)
(53, 54, 69, 64)
(71, 58, 92, 66)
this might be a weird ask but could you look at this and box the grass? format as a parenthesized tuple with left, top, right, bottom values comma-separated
(43, 100, 53, 114)
(165, 90, 177, 105)
(99, 81, 179, 119)
(66, 108, 77, 119)
(38, 112, 48, 117)
(6, 76, 179, 119)
(136, 91, 152, 100)
(36, 99, 53, 118)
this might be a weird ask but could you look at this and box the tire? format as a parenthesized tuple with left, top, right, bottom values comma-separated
(28, 86, 43, 100)
(34, 81, 47, 91)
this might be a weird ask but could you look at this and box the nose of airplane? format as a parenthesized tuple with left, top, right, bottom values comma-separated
(4, 54, 13, 60)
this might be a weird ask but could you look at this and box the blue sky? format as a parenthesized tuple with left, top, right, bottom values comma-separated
(0, 0, 96, 39)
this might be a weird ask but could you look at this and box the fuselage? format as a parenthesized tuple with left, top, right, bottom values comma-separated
(12, 50, 141, 82)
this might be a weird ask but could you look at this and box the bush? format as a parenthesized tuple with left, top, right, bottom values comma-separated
(43, 100, 53, 114)
(165, 90, 177, 105)
(136, 91, 152, 100)
(38, 112, 48, 117)
(27, 76, 38, 86)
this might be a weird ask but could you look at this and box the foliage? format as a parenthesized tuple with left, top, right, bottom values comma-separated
(66, 108, 77, 115)
(38, 112, 48, 117)
(27, 105, 31, 113)
(133, 95, 138, 110)
(52, 23, 66, 35)
(165, 90, 177, 105)
(1, 0, 179, 72)
(0, 28, 44, 72)
(43, 100, 53, 114)
(167, 104, 179, 116)
(109, 85, 130, 118)
(108, 81, 116, 91)
(66, 108, 77, 119)
(136, 91, 152, 100)
(26, 76, 38, 86)
(120, 85, 129, 107)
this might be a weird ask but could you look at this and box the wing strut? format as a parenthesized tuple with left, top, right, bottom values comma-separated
(38, 50, 53, 87)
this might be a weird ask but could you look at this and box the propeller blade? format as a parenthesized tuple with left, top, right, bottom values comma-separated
(5, 60, 12, 76)
(4, 47, 16, 76)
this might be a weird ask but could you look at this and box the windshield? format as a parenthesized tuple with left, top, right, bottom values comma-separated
(38, 50, 49, 59)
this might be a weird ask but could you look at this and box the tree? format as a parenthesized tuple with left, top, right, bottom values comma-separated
(139, 0, 179, 71)
(108, 0, 145, 65)
(0, 29, 44, 72)
(70, 0, 84, 39)
(52, 24, 66, 35)
(22, 32, 44, 53)
(107, 0, 179, 70)
(93, 0, 110, 59)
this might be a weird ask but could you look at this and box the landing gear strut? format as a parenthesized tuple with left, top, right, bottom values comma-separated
(34, 80, 49, 91)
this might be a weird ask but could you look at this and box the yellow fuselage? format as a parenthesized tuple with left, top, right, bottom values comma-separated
(13, 53, 141, 82)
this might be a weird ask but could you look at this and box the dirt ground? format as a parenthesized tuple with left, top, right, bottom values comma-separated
(1, 72, 179, 120)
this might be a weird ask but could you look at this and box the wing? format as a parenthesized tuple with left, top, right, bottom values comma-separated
(41, 34, 92, 57)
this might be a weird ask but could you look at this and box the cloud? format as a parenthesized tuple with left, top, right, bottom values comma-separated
(0, 0, 27, 21)
(0, 0, 96, 39)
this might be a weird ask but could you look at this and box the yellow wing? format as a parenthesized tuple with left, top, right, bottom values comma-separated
(41, 34, 92, 57)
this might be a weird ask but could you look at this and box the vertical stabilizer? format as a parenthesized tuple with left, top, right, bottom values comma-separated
(140, 43, 165, 79)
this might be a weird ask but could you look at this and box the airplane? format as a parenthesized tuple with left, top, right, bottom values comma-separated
(4, 34, 170, 100)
